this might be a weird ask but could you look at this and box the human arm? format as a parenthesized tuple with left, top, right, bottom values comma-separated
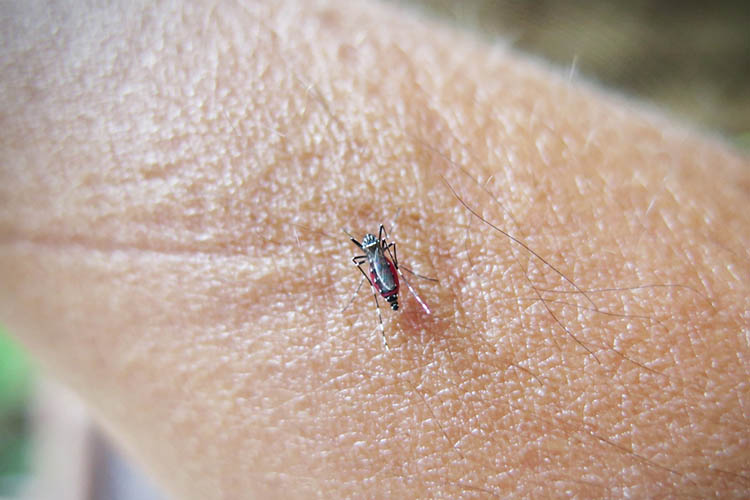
(1, 1, 748, 498)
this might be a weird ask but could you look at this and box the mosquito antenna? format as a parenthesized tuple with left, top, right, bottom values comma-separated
(387, 207, 403, 234)
(342, 228, 362, 248)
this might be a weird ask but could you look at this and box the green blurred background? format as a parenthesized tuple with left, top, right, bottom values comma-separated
(1, 0, 748, 496)
(0, 328, 30, 496)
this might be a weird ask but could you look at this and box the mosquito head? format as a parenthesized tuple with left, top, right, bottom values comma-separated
(361, 233, 379, 250)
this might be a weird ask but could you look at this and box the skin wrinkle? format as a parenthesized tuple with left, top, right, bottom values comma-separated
(1, 0, 749, 498)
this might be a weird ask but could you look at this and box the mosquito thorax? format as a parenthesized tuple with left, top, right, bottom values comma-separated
(361, 233, 378, 250)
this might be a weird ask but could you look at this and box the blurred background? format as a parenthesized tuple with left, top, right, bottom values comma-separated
(1, 1, 748, 499)
(402, 0, 750, 148)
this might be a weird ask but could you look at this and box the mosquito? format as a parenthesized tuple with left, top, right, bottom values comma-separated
(344, 224, 436, 349)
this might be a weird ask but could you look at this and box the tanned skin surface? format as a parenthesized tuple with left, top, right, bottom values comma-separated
(1, 1, 748, 498)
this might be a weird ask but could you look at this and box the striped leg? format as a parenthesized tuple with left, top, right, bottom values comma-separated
(352, 257, 388, 349)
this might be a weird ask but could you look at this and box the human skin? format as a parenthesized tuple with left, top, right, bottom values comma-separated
(1, 0, 749, 498)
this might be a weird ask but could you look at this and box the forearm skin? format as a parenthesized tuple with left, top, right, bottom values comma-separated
(1, 1, 748, 498)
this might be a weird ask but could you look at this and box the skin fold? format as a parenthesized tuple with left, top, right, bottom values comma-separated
(1, 1, 748, 498)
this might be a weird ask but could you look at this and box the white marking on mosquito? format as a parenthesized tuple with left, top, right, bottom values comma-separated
(344, 221, 436, 348)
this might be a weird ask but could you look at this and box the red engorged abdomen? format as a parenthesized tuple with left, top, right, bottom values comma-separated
(370, 258, 399, 297)
(370, 270, 381, 293)
(387, 259, 399, 292)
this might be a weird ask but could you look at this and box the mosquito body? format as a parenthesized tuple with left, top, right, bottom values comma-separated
(345, 224, 434, 349)
(355, 230, 401, 310)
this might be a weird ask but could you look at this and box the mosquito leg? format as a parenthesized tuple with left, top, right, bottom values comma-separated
(379, 224, 388, 246)
(369, 281, 388, 350)
(397, 267, 432, 315)
(399, 264, 439, 282)
(342, 275, 366, 313)
(354, 262, 388, 349)
(342, 255, 370, 312)
(384, 235, 435, 313)
(385, 238, 438, 282)
(384, 241, 398, 268)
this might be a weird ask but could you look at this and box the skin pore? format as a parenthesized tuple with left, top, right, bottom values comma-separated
(1, 0, 749, 498)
